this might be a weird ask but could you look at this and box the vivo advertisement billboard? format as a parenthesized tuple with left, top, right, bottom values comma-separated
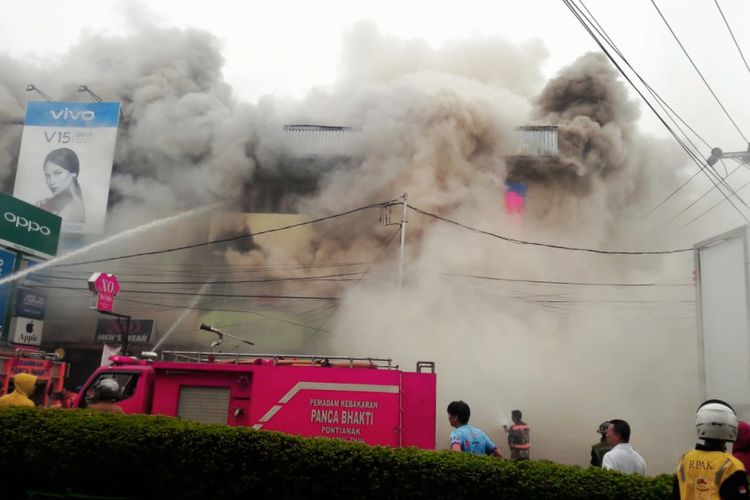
(12, 101, 121, 234)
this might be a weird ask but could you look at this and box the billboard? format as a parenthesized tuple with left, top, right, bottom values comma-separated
(0, 192, 61, 258)
(12, 101, 121, 234)
(10, 317, 43, 346)
(15, 288, 46, 320)
(95, 319, 155, 344)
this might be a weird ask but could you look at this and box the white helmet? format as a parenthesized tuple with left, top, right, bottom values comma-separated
(696, 399, 738, 442)
(95, 378, 120, 402)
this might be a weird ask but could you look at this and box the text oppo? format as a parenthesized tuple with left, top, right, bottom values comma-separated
(3, 212, 51, 235)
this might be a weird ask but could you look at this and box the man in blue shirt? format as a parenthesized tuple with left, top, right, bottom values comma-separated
(447, 400, 503, 457)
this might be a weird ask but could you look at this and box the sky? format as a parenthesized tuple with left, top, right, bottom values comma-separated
(2, 0, 749, 144)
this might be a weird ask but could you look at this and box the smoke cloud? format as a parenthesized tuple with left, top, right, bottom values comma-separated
(0, 18, 700, 474)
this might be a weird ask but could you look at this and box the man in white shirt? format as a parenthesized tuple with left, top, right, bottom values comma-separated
(602, 419, 646, 475)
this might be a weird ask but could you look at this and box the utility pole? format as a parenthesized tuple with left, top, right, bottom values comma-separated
(398, 193, 408, 288)
(706, 144, 750, 166)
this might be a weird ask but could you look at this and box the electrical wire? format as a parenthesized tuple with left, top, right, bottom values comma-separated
(651, 0, 749, 143)
(409, 203, 692, 254)
(314, 226, 402, 332)
(443, 272, 692, 287)
(713, 0, 750, 81)
(665, 162, 745, 223)
(43, 287, 334, 333)
(563, 0, 750, 223)
(52, 199, 398, 267)
(36, 284, 338, 301)
(37, 271, 364, 285)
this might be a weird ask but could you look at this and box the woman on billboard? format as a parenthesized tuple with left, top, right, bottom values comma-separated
(36, 147, 85, 223)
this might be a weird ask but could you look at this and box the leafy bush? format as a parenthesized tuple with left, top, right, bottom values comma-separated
(0, 409, 672, 499)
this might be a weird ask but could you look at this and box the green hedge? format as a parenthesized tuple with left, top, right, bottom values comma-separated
(0, 409, 671, 499)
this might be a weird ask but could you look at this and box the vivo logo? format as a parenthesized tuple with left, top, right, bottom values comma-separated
(50, 108, 95, 120)
(3, 212, 51, 235)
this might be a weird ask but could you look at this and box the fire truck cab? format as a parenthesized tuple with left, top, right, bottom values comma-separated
(74, 352, 437, 449)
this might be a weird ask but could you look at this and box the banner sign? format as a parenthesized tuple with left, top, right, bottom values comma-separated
(0, 192, 61, 258)
(0, 249, 17, 337)
(12, 101, 121, 234)
(87, 273, 120, 312)
(95, 319, 155, 344)
(15, 287, 46, 320)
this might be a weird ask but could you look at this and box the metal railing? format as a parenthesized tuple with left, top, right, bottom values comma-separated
(159, 351, 395, 369)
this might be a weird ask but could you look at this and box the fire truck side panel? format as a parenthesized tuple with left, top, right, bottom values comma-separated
(150, 365, 254, 426)
(74, 359, 437, 450)
(400, 372, 437, 449)
(249, 365, 402, 446)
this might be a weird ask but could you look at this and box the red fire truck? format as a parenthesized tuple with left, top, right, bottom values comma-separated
(0, 347, 69, 406)
(74, 351, 437, 449)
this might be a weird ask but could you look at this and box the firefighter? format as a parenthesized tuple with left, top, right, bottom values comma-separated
(503, 410, 530, 460)
(591, 421, 613, 467)
(88, 378, 124, 414)
(673, 399, 749, 499)
(0, 373, 37, 407)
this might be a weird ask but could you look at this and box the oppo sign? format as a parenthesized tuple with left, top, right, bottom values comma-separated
(4, 212, 51, 235)
(0, 192, 61, 258)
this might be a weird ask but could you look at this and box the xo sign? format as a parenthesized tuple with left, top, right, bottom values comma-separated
(87, 273, 120, 312)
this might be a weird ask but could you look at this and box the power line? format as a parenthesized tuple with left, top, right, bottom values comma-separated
(714, 0, 750, 81)
(683, 177, 750, 227)
(409, 203, 692, 255)
(665, 162, 745, 223)
(575, 0, 726, 217)
(571, 0, 743, 213)
(37, 271, 364, 285)
(37, 284, 338, 301)
(45, 287, 334, 333)
(315, 226, 402, 332)
(52, 200, 398, 267)
(563, 0, 750, 222)
(651, 0, 749, 143)
(443, 272, 692, 287)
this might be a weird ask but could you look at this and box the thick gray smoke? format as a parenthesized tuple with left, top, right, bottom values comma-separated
(0, 20, 698, 473)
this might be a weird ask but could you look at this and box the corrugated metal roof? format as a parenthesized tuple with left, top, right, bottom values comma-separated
(282, 125, 363, 157)
(510, 126, 558, 157)
(281, 124, 558, 158)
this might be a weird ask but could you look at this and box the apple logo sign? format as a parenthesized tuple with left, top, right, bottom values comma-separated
(26, 321, 34, 334)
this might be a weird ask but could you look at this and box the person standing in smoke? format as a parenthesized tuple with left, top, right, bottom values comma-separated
(591, 421, 613, 467)
(36, 147, 85, 223)
(503, 410, 530, 460)
(673, 400, 748, 499)
(447, 401, 502, 457)
(602, 419, 646, 475)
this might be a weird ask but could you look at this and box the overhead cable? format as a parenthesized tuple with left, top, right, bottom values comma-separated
(52, 199, 398, 267)
(410, 203, 692, 254)
(563, 0, 750, 222)
(651, 0, 749, 143)
(713, 0, 750, 81)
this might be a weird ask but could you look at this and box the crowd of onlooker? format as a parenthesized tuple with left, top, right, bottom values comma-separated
(446, 399, 750, 499)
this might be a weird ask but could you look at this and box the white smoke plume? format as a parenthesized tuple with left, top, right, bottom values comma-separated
(0, 18, 701, 474)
